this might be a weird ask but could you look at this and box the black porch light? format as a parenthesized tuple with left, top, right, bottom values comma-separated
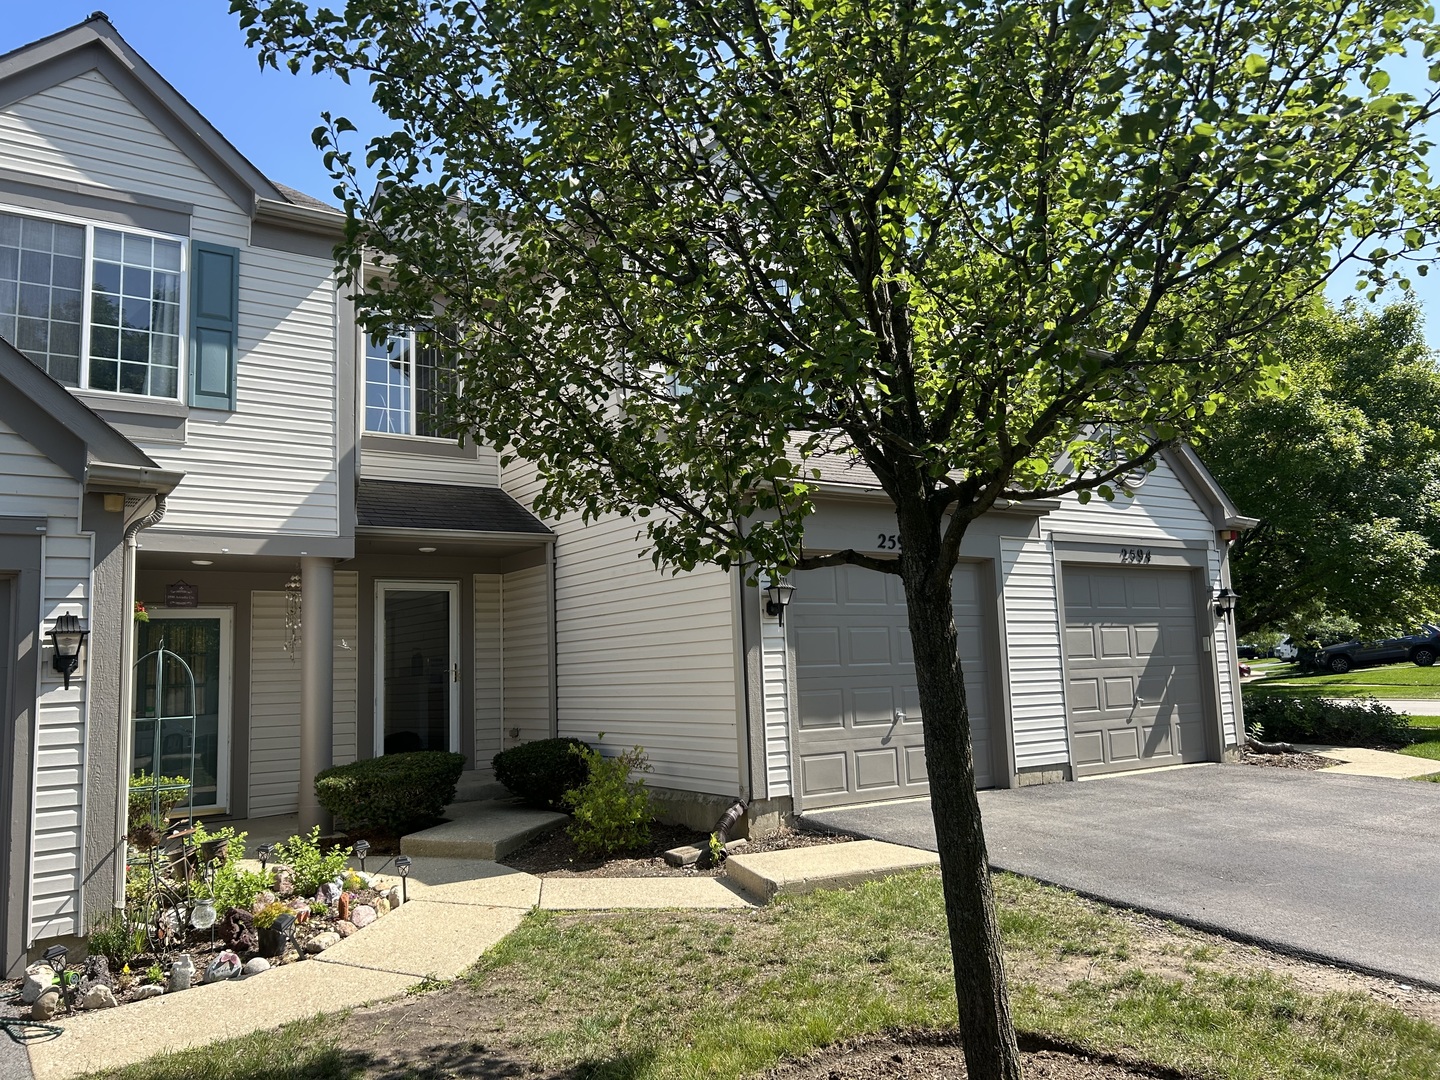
(763, 579, 797, 628)
(47, 613, 88, 689)
(1213, 587, 1239, 621)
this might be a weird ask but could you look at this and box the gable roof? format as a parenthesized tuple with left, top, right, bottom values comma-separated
(0, 14, 318, 216)
(0, 338, 181, 494)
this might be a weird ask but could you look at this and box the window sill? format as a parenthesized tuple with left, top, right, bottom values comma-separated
(74, 390, 188, 444)
(73, 391, 189, 419)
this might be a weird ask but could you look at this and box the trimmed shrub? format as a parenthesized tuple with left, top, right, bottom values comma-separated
(492, 738, 591, 809)
(314, 751, 466, 834)
(565, 742, 654, 856)
(1245, 694, 1410, 748)
(272, 827, 351, 897)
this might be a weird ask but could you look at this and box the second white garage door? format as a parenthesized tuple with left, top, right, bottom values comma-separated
(1063, 566, 1210, 778)
(792, 563, 994, 808)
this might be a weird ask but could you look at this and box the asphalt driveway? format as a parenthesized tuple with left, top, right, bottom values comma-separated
(803, 764, 1440, 988)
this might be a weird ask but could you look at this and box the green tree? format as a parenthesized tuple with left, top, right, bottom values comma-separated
(1200, 300, 1440, 639)
(232, 2, 1440, 1075)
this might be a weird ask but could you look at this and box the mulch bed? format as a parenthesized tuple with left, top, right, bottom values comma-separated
(1239, 747, 1335, 770)
(500, 820, 859, 877)
(760, 1031, 1186, 1080)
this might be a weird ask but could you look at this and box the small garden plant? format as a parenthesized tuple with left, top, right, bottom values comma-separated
(273, 827, 352, 897)
(564, 738, 654, 856)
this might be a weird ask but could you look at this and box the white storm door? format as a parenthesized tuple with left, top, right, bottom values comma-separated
(374, 582, 461, 756)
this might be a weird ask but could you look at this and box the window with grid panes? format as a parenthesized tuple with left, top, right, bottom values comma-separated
(364, 330, 458, 437)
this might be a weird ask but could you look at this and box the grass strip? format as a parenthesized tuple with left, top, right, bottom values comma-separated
(89, 872, 1440, 1080)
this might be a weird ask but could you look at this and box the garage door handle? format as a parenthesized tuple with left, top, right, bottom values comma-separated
(894, 710, 906, 725)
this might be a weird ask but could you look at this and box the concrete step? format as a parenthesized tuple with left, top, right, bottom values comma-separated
(725, 839, 939, 903)
(401, 799, 567, 860)
(454, 770, 507, 803)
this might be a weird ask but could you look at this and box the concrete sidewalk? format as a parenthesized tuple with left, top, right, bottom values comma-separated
(1298, 744, 1440, 779)
(25, 861, 760, 1079)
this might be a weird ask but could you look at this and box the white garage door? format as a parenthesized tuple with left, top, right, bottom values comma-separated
(1063, 566, 1210, 778)
(792, 563, 993, 809)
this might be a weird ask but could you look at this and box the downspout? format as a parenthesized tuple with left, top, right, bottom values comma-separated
(113, 495, 166, 907)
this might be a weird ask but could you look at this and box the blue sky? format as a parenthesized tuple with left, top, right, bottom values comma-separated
(5, 2, 1438, 346)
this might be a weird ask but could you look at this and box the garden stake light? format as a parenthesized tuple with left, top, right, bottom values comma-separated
(354, 839, 369, 873)
(257, 844, 271, 872)
(395, 855, 411, 904)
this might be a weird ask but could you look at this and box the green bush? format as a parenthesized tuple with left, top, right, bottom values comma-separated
(192, 823, 272, 911)
(273, 827, 351, 898)
(87, 911, 144, 968)
(492, 738, 591, 809)
(564, 741, 654, 856)
(126, 773, 190, 848)
(1246, 694, 1410, 747)
(314, 751, 465, 833)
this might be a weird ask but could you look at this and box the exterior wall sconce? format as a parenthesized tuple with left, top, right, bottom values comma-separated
(47, 613, 89, 689)
(764, 579, 797, 628)
(1213, 587, 1239, 622)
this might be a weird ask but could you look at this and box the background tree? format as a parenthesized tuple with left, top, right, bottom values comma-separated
(234, 1, 1440, 1076)
(1199, 300, 1440, 640)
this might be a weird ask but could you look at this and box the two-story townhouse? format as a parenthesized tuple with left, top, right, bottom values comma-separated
(0, 15, 555, 973)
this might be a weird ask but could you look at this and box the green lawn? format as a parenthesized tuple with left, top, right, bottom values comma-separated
(1398, 738, 1440, 762)
(91, 872, 1440, 1080)
(1248, 663, 1440, 699)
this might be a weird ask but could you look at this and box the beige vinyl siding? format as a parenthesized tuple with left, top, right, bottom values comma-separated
(362, 444, 501, 487)
(247, 575, 360, 817)
(0, 71, 341, 539)
(758, 588, 792, 797)
(999, 539, 1071, 768)
(474, 574, 502, 774)
(500, 564, 551, 744)
(502, 455, 744, 795)
(0, 418, 92, 941)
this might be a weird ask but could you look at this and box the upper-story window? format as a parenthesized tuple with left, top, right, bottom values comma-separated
(0, 209, 185, 398)
(364, 330, 458, 438)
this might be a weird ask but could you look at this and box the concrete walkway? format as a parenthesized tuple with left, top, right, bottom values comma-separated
(1298, 744, 1440, 779)
(25, 861, 753, 1079)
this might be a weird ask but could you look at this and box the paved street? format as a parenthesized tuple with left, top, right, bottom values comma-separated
(804, 764, 1440, 988)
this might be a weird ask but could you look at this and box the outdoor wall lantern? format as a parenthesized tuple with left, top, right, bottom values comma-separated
(1213, 587, 1239, 622)
(47, 613, 89, 689)
(764, 579, 797, 628)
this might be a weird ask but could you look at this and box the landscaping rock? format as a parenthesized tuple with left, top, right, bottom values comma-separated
(204, 951, 243, 984)
(168, 954, 195, 992)
(304, 932, 340, 954)
(241, 957, 271, 977)
(350, 904, 376, 929)
(21, 964, 55, 1004)
(78, 954, 114, 994)
(251, 890, 277, 913)
(275, 871, 295, 897)
(334, 919, 358, 938)
(31, 989, 61, 1021)
(133, 984, 165, 1000)
(663, 845, 702, 868)
(374, 896, 390, 918)
(220, 906, 258, 953)
(316, 881, 341, 905)
(386, 885, 403, 910)
(337, 894, 351, 921)
(724, 839, 749, 855)
(80, 984, 117, 1010)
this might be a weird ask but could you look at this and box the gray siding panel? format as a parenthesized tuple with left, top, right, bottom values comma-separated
(501, 564, 551, 744)
(999, 539, 1071, 768)
(474, 574, 502, 774)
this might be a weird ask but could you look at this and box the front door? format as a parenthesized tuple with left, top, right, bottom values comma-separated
(375, 582, 460, 755)
(133, 609, 233, 811)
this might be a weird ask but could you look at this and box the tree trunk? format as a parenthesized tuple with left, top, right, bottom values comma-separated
(895, 510, 1023, 1080)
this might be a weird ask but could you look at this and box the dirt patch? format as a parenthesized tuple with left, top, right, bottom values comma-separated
(500, 823, 859, 877)
(1238, 747, 1334, 770)
(760, 1032, 1183, 1079)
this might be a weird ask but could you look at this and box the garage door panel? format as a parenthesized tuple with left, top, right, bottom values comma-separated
(847, 626, 895, 665)
(797, 688, 844, 729)
(1063, 566, 1213, 778)
(855, 748, 900, 790)
(796, 626, 842, 667)
(795, 563, 995, 807)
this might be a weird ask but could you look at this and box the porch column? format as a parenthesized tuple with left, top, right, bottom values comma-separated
(298, 556, 335, 833)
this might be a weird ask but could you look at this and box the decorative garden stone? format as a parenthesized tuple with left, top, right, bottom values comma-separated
(204, 951, 243, 983)
(220, 906, 258, 953)
(336, 894, 351, 921)
(386, 886, 403, 910)
(374, 896, 390, 918)
(304, 932, 340, 954)
(251, 890, 277, 913)
(316, 881, 341, 905)
(21, 964, 55, 1004)
(275, 871, 295, 897)
(168, 954, 195, 992)
(241, 957, 271, 977)
(133, 985, 165, 1000)
(334, 919, 358, 938)
(31, 988, 61, 1021)
(350, 904, 376, 929)
(79, 954, 114, 994)
(80, 984, 117, 1010)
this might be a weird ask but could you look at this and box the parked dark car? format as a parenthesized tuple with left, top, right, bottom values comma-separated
(1237, 643, 1261, 659)
(1311, 625, 1440, 674)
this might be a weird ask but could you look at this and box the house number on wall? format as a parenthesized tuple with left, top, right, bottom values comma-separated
(876, 533, 901, 551)
(1119, 547, 1152, 564)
